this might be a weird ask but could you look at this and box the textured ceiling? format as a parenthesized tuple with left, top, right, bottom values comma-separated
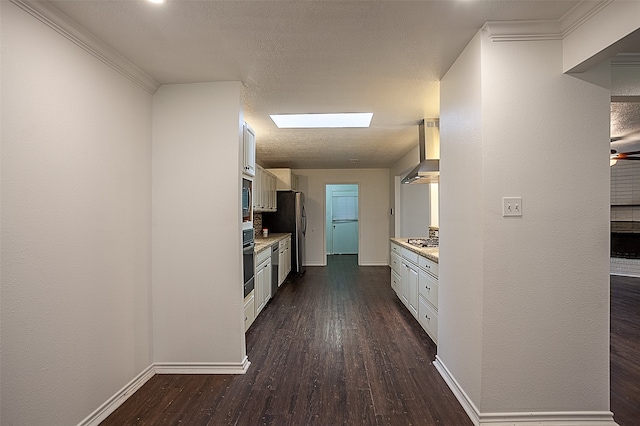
(50, 0, 606, 169)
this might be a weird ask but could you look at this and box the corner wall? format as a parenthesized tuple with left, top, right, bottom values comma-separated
(438, 27, 613, 423)
(152, 82, 246, 366)
(1, 2, 152, 424)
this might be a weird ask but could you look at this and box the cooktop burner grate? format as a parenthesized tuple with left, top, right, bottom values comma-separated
(407, 238, 439, 248)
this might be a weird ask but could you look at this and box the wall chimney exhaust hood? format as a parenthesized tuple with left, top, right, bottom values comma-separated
(401, 119, 439, 184)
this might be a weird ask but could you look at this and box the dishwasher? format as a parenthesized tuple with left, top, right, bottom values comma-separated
(271, 243, 279, 297)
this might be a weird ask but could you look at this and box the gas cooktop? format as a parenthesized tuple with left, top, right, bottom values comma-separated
(407, 238, 439, 248)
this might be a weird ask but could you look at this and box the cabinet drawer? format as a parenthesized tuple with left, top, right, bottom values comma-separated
(390, 251, 401, 275)
(390, 242, 401, 255)
(401, 247, 419, 264)
(418, 268, 438, 309)
(418, 295, 438, 344)
(256, 247, 271, 264)
(391, 270, 401, 296)
(244, 293, 255, 332)
(418, 256, 438, 277)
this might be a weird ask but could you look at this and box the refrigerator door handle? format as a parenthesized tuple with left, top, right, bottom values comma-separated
(302, 204, 307, 234)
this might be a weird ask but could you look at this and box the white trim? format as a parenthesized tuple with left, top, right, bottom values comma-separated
(10, 0, 160, 94)
(433, 356, 617, 426)
(77, 365, 155, 426)
(433, 356, 481, 425)
(482, 20, 562, 42)
(154, 357, 251, 375)
(482, 1, 611, 43)
(360, 261, 389, 267)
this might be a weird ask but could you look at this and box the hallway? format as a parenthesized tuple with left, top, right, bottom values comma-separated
(102, 258, 639, 425)
(102, 255, 471, 425)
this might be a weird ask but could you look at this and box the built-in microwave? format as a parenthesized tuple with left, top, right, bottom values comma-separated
(242, 178, 252, 223)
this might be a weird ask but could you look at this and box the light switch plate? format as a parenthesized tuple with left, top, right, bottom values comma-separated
(502, 197, 522, 217)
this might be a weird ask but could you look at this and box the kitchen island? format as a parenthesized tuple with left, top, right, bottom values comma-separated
(390, 237, 439, 344)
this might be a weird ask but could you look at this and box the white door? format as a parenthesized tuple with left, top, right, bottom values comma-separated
(331, 191, 358, 254)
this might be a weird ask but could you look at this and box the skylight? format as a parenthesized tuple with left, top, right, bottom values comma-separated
(270, 113, 373, 128)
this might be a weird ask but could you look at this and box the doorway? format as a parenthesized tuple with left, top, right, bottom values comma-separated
(325, 184, 359, 258)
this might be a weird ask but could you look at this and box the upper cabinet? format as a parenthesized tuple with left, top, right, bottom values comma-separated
(267, 168, 298, 191)
(242, 122, 256, 177)
(254, 165, 277, 212)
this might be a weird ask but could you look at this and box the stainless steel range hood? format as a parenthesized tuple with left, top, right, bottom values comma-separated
(401, 119, 439, 184)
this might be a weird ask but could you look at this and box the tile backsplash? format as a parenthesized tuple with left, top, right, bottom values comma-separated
(253, 212, 263, 237)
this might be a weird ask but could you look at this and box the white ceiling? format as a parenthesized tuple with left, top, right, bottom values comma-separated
(49, 0, 617, 169)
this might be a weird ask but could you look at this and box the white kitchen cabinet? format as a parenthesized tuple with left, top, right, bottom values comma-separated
(391, 270, 401, 297)
(418, 295, 438, 342)
(254, 165, 277, 212)
(418, 266, 438, 308)
(401, 259, 419, 318)
(390, 240, 439, 344)
(267, 168, 298, 191)
(255, 248, 272, 317)
(244, 291, 255, 332)
(242, 122, 256, 177)
(278, 236, 291, 286)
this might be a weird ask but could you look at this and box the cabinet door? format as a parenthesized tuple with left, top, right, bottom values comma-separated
(278, 243, 286, 286)
(253, 166, 262, 211)
(400, 261, 410, 308)
(407, 264, 418, 318)
(264, 259, 272, 304)
(244, 294, 255, 332)
(255, 263, 265, 315)
(243, 123, 256, 177)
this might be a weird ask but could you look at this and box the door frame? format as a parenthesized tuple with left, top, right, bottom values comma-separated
(323, 182, 360, 266)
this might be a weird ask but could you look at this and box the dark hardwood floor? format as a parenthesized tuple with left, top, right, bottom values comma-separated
(101, 255, 471, 425)
(101, 258, 640, 425)
(610, 274, 640, 426)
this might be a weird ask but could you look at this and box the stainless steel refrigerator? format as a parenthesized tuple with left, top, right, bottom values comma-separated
(263, 191, 306, 275)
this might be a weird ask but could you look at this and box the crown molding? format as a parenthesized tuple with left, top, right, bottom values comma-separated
(483, 1, 612, 43)
(612, 53, 640, 66)
(10, 0, 160, 94)
(482, 20, 563, 42)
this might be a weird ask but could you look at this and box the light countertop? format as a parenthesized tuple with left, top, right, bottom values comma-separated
(254, 233, 291, 254)
(390, 237, 439, 263)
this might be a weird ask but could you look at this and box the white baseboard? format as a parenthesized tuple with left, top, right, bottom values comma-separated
(154, 356, 251, 374)
(77, 364, 155, 426)
(433, 356, 618, 426)
(360, 261, 389, 266)
(76, 357, 251, 426)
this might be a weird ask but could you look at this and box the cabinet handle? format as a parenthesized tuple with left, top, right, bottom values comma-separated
(425, 315, 430, 321)
(425, 285, 430, 290)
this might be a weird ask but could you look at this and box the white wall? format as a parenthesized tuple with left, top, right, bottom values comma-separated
(438, 33, 485, 406)
(152, 82, 246, 366)
(399, 184, 430, 237)
(295, 169, 390, 266)
(439, 28, 612, 419)
(1, 3, 152, 424)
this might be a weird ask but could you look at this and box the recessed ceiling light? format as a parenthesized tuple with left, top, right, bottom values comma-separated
(270, 113, 373, 128)
(147, 0, 166, 4)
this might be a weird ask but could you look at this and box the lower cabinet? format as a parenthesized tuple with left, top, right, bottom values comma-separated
(278, 236, 291, 286)
(255, 248, 272, 318)
(390, 241, 439, 344)
(244, 292, 255, 332)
